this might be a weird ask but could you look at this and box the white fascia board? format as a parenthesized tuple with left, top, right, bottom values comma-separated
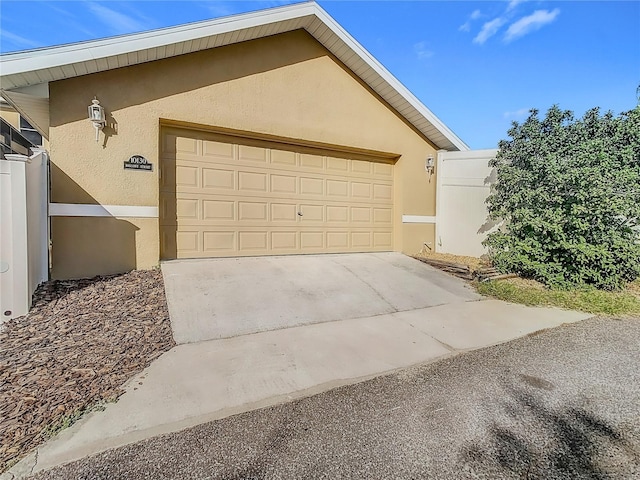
(0, 3, 317, 76)
(312, 5, 469, 152)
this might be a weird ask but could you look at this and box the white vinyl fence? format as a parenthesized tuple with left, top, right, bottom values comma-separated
(0, 149, 49, 323)
(435, 148, 498, 257)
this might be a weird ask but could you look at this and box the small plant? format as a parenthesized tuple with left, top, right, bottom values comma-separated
(484, 105, 640, 290)
(40, 398, 114, 439)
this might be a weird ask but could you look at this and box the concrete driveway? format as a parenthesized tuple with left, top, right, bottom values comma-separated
(161, 252, 481, 344)
(29, 317, 640, 480)
(5, 254, 592, 479)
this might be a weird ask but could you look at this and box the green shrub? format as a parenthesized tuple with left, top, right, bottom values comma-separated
(484, 105, 640, 290)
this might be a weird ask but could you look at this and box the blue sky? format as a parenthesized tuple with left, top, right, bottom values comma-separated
(1, 1, 638, 149)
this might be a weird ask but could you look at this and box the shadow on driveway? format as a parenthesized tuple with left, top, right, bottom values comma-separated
(463, 377, 637, 479)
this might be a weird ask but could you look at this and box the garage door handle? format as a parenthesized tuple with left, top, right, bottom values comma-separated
(297, 211, 303, 216)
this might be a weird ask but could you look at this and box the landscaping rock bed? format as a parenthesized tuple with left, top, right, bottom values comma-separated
(0, 270, 175, 472)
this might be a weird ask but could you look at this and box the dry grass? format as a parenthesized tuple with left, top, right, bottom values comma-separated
(477, 277, 640, 317)
(415, 249, 640, 317)
(414, 248, 490, 273)
(627, 279, 640, 299)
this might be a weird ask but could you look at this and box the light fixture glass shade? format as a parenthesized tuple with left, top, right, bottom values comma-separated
(88, 99, 105, 123)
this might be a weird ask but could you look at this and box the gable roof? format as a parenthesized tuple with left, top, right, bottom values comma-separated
(0, 1, 468, 151)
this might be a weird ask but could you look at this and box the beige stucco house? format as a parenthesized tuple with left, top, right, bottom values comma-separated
(0, 2, 469, 280)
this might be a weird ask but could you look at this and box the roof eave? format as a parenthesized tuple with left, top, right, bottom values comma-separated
(0, 1, 468, 151)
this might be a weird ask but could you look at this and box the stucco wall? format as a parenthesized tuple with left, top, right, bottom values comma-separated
(49, 29, 438, 279)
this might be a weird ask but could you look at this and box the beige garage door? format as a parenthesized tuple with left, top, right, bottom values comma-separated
(160, 128, 394, 259)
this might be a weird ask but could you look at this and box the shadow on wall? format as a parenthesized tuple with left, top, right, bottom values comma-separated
(101, 111, 118, 149)
(159, 133, 177, 261)
(477, 166, 500, 235)
(50, 165, 138, 280)
(49, 30, 328, 127)
(460, 378, 638, 478)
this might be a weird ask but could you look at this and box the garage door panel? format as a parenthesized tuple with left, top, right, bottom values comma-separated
(176, 165, 199, 188)
(238, 202, 268, 221)
(176, 230, 199, 253)
(271, 174, 297, 194)
(160, 128, 394, 259)
(163, 133, 199, 156)
(203, 231, 236, 252)
(238, 171, 268, 192)
(300, 177, 324, 196)
(239, 231, 268, 251)
(202, 167, 235, 190)
(351, 182, 372, 199)
(374, 232, 393, 248)
(175, 136, 198, 155)
(373, 162, 393, 177)
(176, 198, 199, 219)
(299, 204, 324, 222)
(238, 145, 268, 163)
(352, 160, 372, 174)
(326, 179, 349, 198)
(326, 205, 349, 223)
(327, 231, 349, 248)
(351, 206, 371, 223)
(271, 203, 297, 222)
(202, 139, 234, 160)
(373, 207, 392, 224)
(300, 231, 324, 249)
(299, 153, 324, 169)
(352, 232, 372, 248)
(271, 231, 297, 250)
(203, 200, 235, 221)
(326, 156, 349, 173)
(373, 184, 393, 200)
(271, 150, 296, 166)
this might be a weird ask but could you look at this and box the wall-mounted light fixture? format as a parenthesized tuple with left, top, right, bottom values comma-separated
(425, 154, 435, 179)
(88, 97, 106, 142)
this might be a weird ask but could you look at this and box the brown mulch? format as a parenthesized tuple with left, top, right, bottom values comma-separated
(0, 269, 175, 472)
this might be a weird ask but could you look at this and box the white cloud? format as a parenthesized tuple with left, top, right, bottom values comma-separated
(459, 9, 482, 32)
(43, 3, 95, 37)
(413, 41, 434, 59)
(473, 17, 507, 45)
(507, 0, 528, 12)
(503, 108, 529, 119)
(201, 1, 296, 20)
(1, 30, 41, 49)
(87, 2, 147, 34)
(504, 9, 560, 42)
(259, 0, 297, 6)
(203, 3, 234, 17)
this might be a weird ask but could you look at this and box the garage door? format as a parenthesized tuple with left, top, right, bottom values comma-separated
(159, 128, 394, 259)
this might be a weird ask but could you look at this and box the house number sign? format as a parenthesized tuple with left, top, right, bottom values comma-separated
(124, 155, 153, 171)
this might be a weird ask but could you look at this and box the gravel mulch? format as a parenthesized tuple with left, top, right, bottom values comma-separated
(0, 270, 175, 472)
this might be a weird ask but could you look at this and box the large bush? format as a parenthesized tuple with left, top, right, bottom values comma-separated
(484, 105, 640, 290)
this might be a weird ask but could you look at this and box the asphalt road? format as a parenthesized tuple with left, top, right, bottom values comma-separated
(32, 317, 640, 480)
